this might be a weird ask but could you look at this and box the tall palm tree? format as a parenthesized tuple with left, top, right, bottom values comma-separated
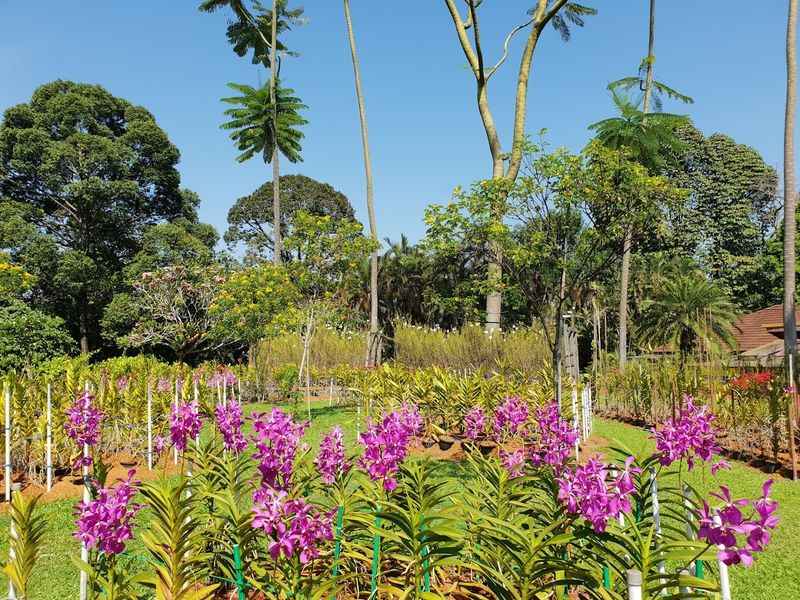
(785, 0, 798, 379)
(221, 83, 307, 224)
(589, 92, 686, 367)
(200, 0, 304, 265)
(608, 0, 693, 113)
(343, 0, 380, 366)
(638, 270, 738, 357)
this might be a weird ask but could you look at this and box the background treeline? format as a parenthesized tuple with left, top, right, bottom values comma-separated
(0, 80, 786, 371)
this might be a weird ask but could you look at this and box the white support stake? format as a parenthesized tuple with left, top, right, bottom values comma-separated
(173, 381, 179, 465)
(79, 444, 89, 600)
(5, 383, 11, 503)
(223, 378, 227, 407)
(714, 515, 732, 600)
(650, 468, 666, 592)
(571, 385, 580, 460)
(147, 382, 153, 471)
(626, 569, 643, 600)
(46, 383, 53, 491)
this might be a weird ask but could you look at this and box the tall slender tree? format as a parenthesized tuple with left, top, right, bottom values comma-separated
(442, 1, 596, 332)
(200, 0, 304, 264)
(589, 92, 687, 367)
(785, 0, 798, 378)
(270, 0, 282, 264)
(605, 0, 691, 367)
(343, 0, 380, 366)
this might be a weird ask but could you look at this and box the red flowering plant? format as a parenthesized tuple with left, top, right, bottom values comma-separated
(727, 370, 789, 461)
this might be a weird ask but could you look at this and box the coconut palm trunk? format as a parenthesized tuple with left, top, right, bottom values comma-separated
(270, 0, 282, 265)
(343, 0, 380, 366)
(785, 0, 798, 379)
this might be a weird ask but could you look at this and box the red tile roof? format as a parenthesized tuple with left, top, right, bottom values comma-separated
(733, 304, 800, 353)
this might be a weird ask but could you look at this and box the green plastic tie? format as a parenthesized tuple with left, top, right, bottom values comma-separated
(602, 565, 611, 589)
(233, 544, 246, 600)
(371, 511, 382, 598)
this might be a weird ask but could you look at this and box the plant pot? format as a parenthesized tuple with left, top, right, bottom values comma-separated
(478, 441, 496, 456)
(120, 460, 138, 468)
(422, 438, 436, 449)
(437, 436, 456, 451)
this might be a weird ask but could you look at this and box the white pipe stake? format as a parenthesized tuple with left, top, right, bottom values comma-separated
(79, 442, 89, 600)
(5, 384, 11, 503)
(626, 569, 643, 600)
(46, 383, 53, 491)
(173, 380, 179, 465)
(714, 515, 732, 600)
(147, 383, 153, 471)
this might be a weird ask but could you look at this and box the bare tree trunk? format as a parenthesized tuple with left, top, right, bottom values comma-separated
(79, 305, 90, 354)
(343, 0, 380, 366)
(786, 0, 798, 378)
(618, 229, 632, 368)
(271, 0, 282, 265)
(617, 0, 655, 368)
(642, 0, 656, 114)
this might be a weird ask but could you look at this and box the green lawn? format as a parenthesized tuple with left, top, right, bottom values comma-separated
(1, 407, 797, 599)
(593, 418, 800, 600)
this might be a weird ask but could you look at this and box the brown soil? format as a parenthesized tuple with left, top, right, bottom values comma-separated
(0, 453, 182, 508)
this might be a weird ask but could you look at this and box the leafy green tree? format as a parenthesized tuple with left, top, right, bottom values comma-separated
(442, 0, 596, 331)
(114, 265, 229, 363)
(662, 124, 779, 309)
(589, 92, 687, 367)
(225, 174, 353, 260)
(285, 211, 378, 302)
(0, 301, 75, 371)
(124, 220, 218, 281)
(0, 81, 184, 352)
(209, 263, 299, 364)
(638, 265, 738, 356)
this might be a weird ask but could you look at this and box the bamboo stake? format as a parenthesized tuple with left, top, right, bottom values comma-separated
(46, 383, 53, 491)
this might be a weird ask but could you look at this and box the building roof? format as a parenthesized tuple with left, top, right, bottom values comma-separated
(733, 304, 800, 354)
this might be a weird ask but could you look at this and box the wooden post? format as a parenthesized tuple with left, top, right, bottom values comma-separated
(147, 382, 153, 471)
(46, 383, 53, 491)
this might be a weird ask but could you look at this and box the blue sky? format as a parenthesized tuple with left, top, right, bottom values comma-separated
(0, 1, 790, 246)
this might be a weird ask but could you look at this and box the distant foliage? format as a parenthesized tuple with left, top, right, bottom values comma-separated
(0, 301, 75, 371)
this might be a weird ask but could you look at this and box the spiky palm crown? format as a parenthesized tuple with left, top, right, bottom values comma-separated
(198, 0, 305, 68)
(221, 81, 307, 164)
(589, 91, 688, 173)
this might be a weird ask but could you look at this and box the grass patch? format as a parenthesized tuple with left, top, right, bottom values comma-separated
(594, 417, 800, 600)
